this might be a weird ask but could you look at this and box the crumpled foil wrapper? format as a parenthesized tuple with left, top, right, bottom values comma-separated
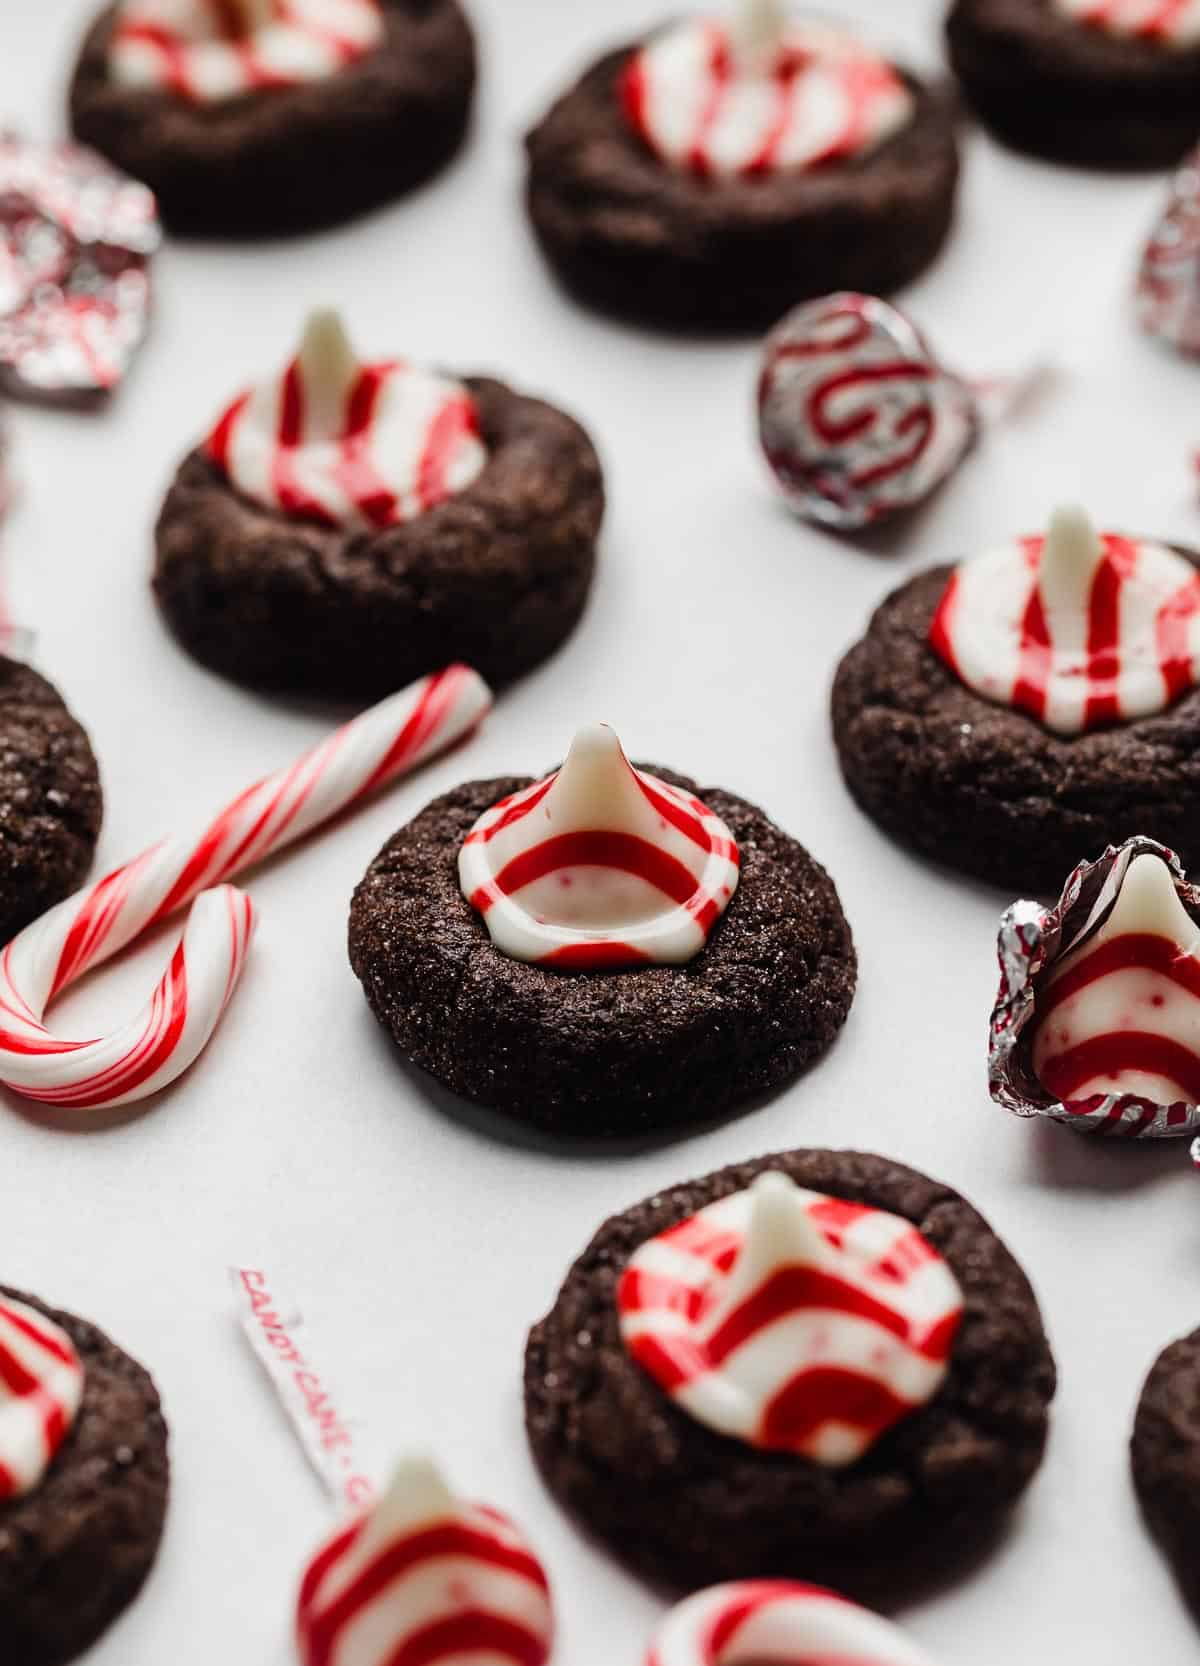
(1137, 145, 1200, 356)
(0, 134, 160, 404)
(991, 836, 1200, 1139)
(757, 291, 980, 531)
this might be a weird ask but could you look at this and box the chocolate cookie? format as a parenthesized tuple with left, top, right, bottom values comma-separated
(153, 376, 603, 702)
(525, 1149, 1055, 1600)
(946, 0, 1200, 169)
(831, 555, 1200, 895)
(0, 1287, 169, 1666)
(68, 0, 476, 238)
(0, 657, 102, 943)
(1133, 1327, 1200, 1619)
(524, 42, 959, 333)
(348, 768, 856, 1137)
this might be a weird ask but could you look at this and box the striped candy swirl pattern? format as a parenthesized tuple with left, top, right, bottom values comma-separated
(648, 1581, 938, 1666)
(620, 14, 913, 180)
(296, 1458, 553, 1666)
(206, 311, 486, 530)
(111, 0, 384, 103)
(459, 724, 740, 969)
(1054, 0, 1200, 45)
(929, 506, 1200, 736)
(0, 1296, 84, 1500)
(618, 1173, 962, 1466)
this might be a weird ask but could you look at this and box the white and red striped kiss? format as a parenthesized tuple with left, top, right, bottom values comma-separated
(296, 1457, 553, 1666)
(1055, 0, 1200, 46)
(0, 1296, 84, 1501)
(205, 309, 485, 530)
(111, 0, 384, 105)
(459, 724, 740, 970)
(1034, 851, 1200, 1110)
(621, 5, 913, 181)
(929, 504, 1200, 736)
(648, 1580, 939, 1666)
(619, 1172, 963, 1467)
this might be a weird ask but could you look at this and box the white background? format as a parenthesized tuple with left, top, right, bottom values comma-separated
(5, 1, 1200, 1659)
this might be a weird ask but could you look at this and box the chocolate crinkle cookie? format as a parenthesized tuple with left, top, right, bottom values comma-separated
(947, 0, 1200, 170)
(524, 1149, 1056, 1602)
(348, 767, 856, 1138)
(0, 657, 102, 944)
(69, 0, 477, 238)
(0, 1287, 169, 1666)
(1133, 1327, 1200, 1620)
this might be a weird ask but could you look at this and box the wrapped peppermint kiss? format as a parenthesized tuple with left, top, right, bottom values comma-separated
(621, 6, 914, 179)
(296, 1457, 554, 1666)
(757, 292, 978, 530)
(648, 1581, 938, 1666)
(929, 505, 1200, 735)
(617, 1171, 963, 1465)
(459, 724, 740, 969)
(110, 0, 385, 103)
(205, 310, 486, 530)
(0, 1295, 84, 1499)
(1137, 146, 1200, 355)
(0, 135, 158, 404)
(991, 836, 1200, 1138)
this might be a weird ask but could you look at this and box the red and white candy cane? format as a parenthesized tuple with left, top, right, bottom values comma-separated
(647, 1581, 937, 1666)
(0, 663, 490, 1111)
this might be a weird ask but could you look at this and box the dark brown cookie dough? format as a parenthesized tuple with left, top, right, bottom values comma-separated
(0, 1287, 169, 1666)
(69, 0, 476, 238)
(525, 1149, 1055, 1600)
(348, 769, 856, 1138)
(524, 45, 960, 333)
(831, 557, 1200, 895)
(0, 658, 102, 944)
(1133, 1328, 1200, 1619)
(947, 0, 1200, 169)
(153, 377, 603, 702)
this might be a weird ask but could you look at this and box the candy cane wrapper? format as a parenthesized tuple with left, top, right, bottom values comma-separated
(990, 835, 1200, 1139)
(230, 1267, 377, 1514)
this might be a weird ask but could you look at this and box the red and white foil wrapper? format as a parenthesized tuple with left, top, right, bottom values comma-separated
(647, 1581, 937, 1666)
(296, 1457, 554, 1666)
(991, 835, 1200, 1139)
(757, 293, 979, 531)
(1138, 146, 1200, 356)
(205, 310, 486, 530)
(0, 135, 159, 403)
(231, 1269, 376, 1513)
(618, 1172, 962, 1466)
(0, 1295, 84, 1500)
(0, 664, 491, 1113)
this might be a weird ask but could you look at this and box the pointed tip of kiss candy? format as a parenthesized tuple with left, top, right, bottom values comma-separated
(1042, 504, 1103, 573)
(731, 0, 787, 58)
(1109, 851, 1200, 948)
(297, 307, 358, 386)
(356, 1455, 457, 1549)
(742, 1171, 826, 1264)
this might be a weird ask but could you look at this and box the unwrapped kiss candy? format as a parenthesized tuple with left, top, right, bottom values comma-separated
(0, 134, 159, 403)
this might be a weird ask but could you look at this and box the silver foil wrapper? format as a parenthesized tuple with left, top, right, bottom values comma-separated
(991, 836, 1200, 1139)
(0, 135, 160, 404)
(757, 291, 979, 531)
(1136, 145, 1200, 356)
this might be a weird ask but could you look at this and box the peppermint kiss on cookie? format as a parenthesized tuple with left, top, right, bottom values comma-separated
(525, 1150, 1054, 1599)
(349, 724, 855, 1136)
(0, 1288, 169, 1666)
(153, 311, 603, 702)
(524, 1, 960, 331)
(296, 1457, 553, 1666)
(69, 0, 476, 236)
(832, 506, 1200, 892)
(650, 1582, 940, 1666)
(947, 0, 1200, 169)
(990, 836, 1200, 1140)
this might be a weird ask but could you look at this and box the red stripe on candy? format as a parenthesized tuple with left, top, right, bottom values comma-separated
(489, 831, 702, 908)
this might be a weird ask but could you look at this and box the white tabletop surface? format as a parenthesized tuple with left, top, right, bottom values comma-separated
(5, 1, 1200, 1660)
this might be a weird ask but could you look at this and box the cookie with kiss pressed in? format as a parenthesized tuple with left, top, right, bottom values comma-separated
(947, 0, 1200, 170)
(69, 0, 477, 237)
(0, 1287, 169, 1666)
(348, 723, 856, 1137)
(524, 2, 960, 333)
(832, 505, 1200, 895)
(153, 311, 603, 703)
(524, 1148, 1055, 1601)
